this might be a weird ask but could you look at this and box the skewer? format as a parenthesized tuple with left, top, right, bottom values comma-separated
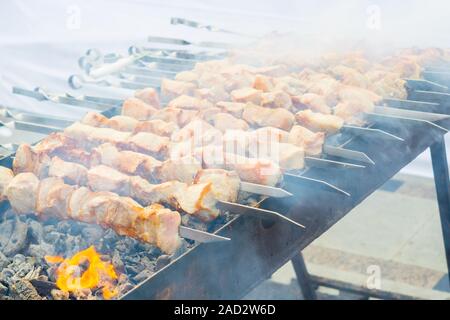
(0, 107, 295, 203)
(83, 51, 196, 80)
(68, 74, 153, 91)
(304, 157, 365, 170)
(340, 125, 404, 142)
(284, 173, 351, 197)
(179, 226, 230, 243)
(128, 45, 225, 61)
(13, 142, 302, 228)
(408, 90, 450, 107)
(12, 88, 373, 172)
(148, 36, 231, 49)
(170, 17, 258, 39)
(384, 97, 450, 116)
(405, 78, 448, 93)
(122, 65, 177, 78)
(322, 145, 375, 165)
(366, 110, 449, 133)
(372, 105, 450, 123)
(217, 201, 304, 228)
(422, 70, 450, 87)
(239, 181, 292, 198)
(0, 169, 229, 249)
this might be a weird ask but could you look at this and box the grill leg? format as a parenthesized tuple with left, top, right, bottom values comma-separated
(291, 252, 317, 300)
(430, 136, 450, 286)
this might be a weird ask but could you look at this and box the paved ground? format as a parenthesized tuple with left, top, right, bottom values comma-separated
(245, 173, 450, 300)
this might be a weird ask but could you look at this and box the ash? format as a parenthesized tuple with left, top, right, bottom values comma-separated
(0, 207, 233, 300)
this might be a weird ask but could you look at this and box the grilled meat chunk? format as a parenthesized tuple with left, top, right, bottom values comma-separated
(231, 87, 262, 104)
(242, 103, 295, 131)
(48, 156, 88, 185)
(0, 167, 14, 201)
(122, 97, 158, 120)
(295, 109, 344, 133)
(5, 172, 39, 214)
(134, 87, 160, 108)
(161, 78, 196, 99)
(209, 113, 249, 133)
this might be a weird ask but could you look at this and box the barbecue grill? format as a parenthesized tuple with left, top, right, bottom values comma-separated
(1, 18, 450, 300)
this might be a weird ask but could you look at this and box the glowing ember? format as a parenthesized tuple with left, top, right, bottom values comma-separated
(45, 246, 119, 300)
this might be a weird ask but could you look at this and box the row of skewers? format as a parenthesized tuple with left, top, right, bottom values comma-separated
(2, 45, 450, 256)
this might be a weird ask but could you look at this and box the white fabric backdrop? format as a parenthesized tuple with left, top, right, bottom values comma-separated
(1, 0, 449, 177)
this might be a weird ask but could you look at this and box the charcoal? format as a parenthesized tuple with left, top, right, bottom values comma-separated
(51, 289, 69, 300)
(118, 282, 134, 296)
(124, 254, 141, 265)
(155, 255, 171, 271)
(103, 229, 118, 244)
(81, 227, 103, 242)
(117, 237, 138, 252)
(15, 263, 33, 278)
(10, 279, 43, 300)
(115, 242, 128, 253)
(117, 273, 128, 285)
(12, 253, 26, 265)
(1, 219, 28, 257)
(139, 256, 154, 270)
(171, 241, 189, 260)
(26, 243, 54, 261)
(0, 268, 14, 284)
(46, 265, 58, 282)
(0, 282, 7, 295)
(44, 231, 62, 244)
(112, 251, 124, 273)
(0, 251, 10, 269)
(56, 221, 71, 234)
(28, 220, 44, 243)
(125, 264, 143, 276)
(43, 225, 55, 234)
(31, 279, 57, 297)
(73, 288, 93, 300)
(0, 219, 12, 244)
(133, 269, 154, 283)
(136, 242, 158, 255)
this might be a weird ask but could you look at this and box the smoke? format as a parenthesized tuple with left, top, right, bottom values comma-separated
(213, 0, 450, 59)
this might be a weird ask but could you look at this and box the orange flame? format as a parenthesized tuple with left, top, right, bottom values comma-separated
(45, 246, 119, 300)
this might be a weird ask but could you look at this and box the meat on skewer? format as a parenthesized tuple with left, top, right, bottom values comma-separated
(13, 144, 241, 222)
(0, 167, 182, 254)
